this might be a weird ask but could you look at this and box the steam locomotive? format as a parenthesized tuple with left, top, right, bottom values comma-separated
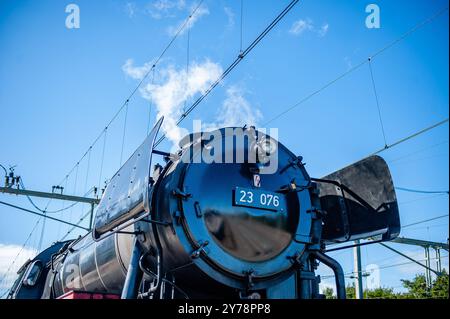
(7, 118, 400, 299)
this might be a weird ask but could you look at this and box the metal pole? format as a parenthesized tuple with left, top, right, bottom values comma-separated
(121, 237, 143, 299)
(313, 251, 346, 299)
(89, 203, 94, 230)
(390, 237, 449, 251)
(353, 240, 363, 299)
(0, 186, 99, 204)
(436, 248, 442, 273)
(379, 243, 440, 275)
(0, 200, 90, 230)
(425, 247, 431, 287)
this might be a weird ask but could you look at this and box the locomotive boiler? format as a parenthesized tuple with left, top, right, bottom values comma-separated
(8, 117, 400, 299)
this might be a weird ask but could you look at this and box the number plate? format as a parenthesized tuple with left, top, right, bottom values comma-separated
(234, 187, 284, 211)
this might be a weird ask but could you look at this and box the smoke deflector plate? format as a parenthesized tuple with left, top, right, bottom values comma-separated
(315, 155, 400, 244)
(94, 117, 164, 236)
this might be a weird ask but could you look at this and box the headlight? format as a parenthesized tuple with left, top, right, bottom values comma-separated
(253, 136, 277, 164)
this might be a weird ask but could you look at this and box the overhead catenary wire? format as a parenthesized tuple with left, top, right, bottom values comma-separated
(368, 58, 388, 147)
(395, 187, 449, 195)
(370, 118, 449, 156)
(16, 179, 54, 251)
(154, 0, 301, 148)
(54, 0, 206, 189)
(263, 6, 449, 127)
(23, 3, 447, 200)
(240, 0, 244, 53)
(322, 214, 449, 273)
(180, 0, 299, 119)
(36, 214, 47, 252)
(98, 127, 108, 190)
(83, 147, 92, 193)
(0, 164, 7, 176)
(0, 200, 90, 231)
(17, 180, 95, 215)
(388, 153, 449, 167)
(73, 163, 79, 194)
(363, 245, 426, 266)
(18, 179, 57, 214)
(147, 68, 156, 136)
(183, 27, 191, 114)
(379, 242, 442, 275)
(402, 214, 449, 229)
(57, 177, 69, 238)
(399, 193, 446, 206)
(322, 117, 449, 183)
(68, 163, 79, 230)
(0, 217, 42, 295)
(388, 140, 448, 164)
(403, 223, 449, 232)
(120, 101, 129, 167)
(37, 193, 54, 252)
(2, 3, 448, 297)
(60, 209, 92, 241)
(321, 255, 449, 280)
(376, 255, 449, 271)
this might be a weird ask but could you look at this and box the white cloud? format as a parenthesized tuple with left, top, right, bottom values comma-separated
(319, 280, 336, 296)
(224, 6, 235, 28)
(289, 19, 313, 36)
(125, 2, 137, 18)
(202, 86, 262, 131)
(122, 59, 154, 80)
(344, 56, 353, 70)
(147, 0, 186, 19)
(167, 3, 209, 36)
(0, 244, 37, 295)
(318, 23, 329, 37)
(123, 58, 263, 148)
(127, 59, 223, 145)
(289, 18, 329, 38)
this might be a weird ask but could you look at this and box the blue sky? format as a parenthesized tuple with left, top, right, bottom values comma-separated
(0, 0, 448, 296)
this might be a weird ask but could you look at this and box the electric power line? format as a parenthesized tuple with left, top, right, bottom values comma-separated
(60, 209, 92, 241)
(119, 102, 129, 167)
(263, 6, 449, 127)
(398, 193, 447, 206)
(0, 200, 90, 231)
(388, 140, 448, 164)
(18, 179, 91, 215)
(240, 0, 244, 53)
(395, 187, 449, 195)
(146, 68, 156, 136)
(83, 147, 92, 194)
(154, 0, 301, 148)
(0, 0, 208, 292)
(371, 118, 449, 156)
(17, 185, 96, 218)
(54, 0, 206, 190)
(402, 214, 449, 229)
(368, 58, 388, 147)
(377, 255, 449, 271)
(321, 255, 449, 281)
(403, 223, 449, 232)
(0, 217, 42, 295)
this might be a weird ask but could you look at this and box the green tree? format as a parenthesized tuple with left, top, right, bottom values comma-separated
(364, 287, 398, 299)
(345, 284, 356, 299)
(323, 271, 449, 299)
(399, 270, 448, 299)
(430, 270, 449, 299)
(322, 287, 336, 299)
(345, 284, 399, 299)
(401, 274, 432, 299)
